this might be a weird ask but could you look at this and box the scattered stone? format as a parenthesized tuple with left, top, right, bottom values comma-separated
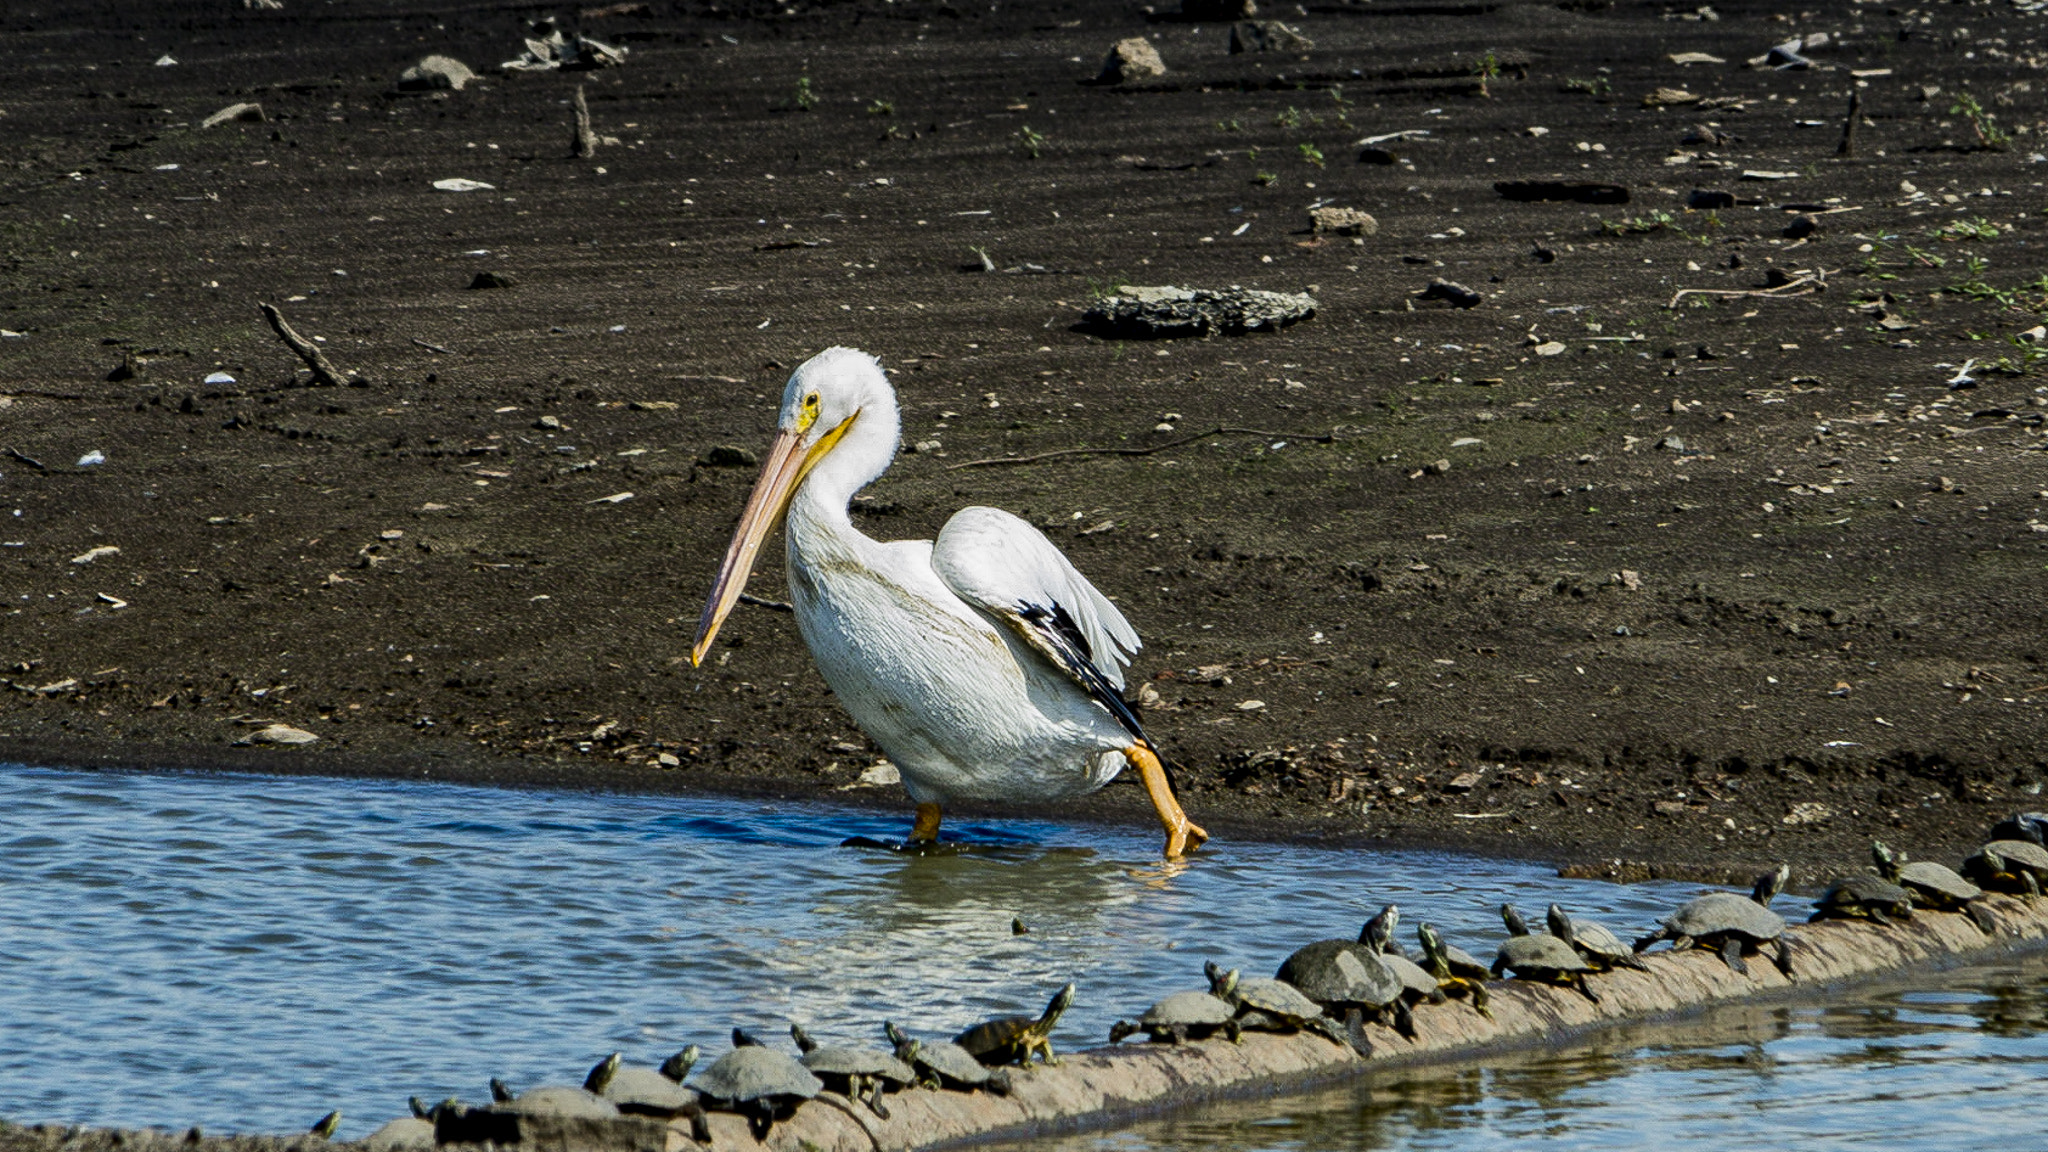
(503, 20, 628, 73)
(1097, 37, 1166, 84)
(154, 54, 178, 67)
(1309, 207, 1377, 236)
(433, 178, 496, 192)
(535, 415, 566, 431)
(1422, 459, 1451, 475)
(467, 271, 515, 290)
(1657, 436, 1686, 451)
(1228, 21, 1311, 54)
(1643, 87, 1700, 107)
(398, 55, 478, 92)
(200, 102, 265, 129)
(702, 445, 759, 467)
(1682, 124, 1732, 147)
(1668, 51, 1726, 65)
(1235, 699, 1266, 712)
(1619, 569, 1643, 591)
(204, 371, 236, 385)
(1783, 213, 1820, 239)
(850, 761, 900, 788)
(71, 545, 120, 564)
(1415, 280, 1483, 309)
(252, 724, 320, 746)
(1445, 771, 1482, 793)
(1687, 188, 1736, 210)
(1652, 799, 1690, 817)
(1494, 180, 1630, 205)
(76, 450, 107, 468)
(1532, 340, 1566, 356)
(245, 0, 283, 8)
(1740, 169, 1799, 181)
(1762, 39, 1813, 69)
(1525, 126, 1549, 137)
(1080, 285, 1316, 338)
(1783, 801, 1833, 825)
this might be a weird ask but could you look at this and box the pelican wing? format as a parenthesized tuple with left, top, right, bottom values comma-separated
(931, 506, 1146, 741)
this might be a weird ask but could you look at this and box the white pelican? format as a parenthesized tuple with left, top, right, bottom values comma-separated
(692, 347, 1208, 859)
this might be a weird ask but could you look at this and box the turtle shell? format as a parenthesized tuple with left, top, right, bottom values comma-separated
(914, 1040, 996, 1086)
(799, 1045, 915, 1086)
(361, 1117, 434, 1152)
(1495, 933, 1593, 975)
(501, 1087, 619, 1119)
(1275, 941, 1402, 1007)
(1814, 873, 1913, 915)
(1381, 952, 1439, 999)
(1982, 839, 2048, 873)
(690, 1047, 822, 1106)
(1235, 975, 1331, 1022)
(1897, 860, 1981, 904)
(1437, 941, 1491, 980)
(1565, 918, 1635, 962)
(1664, 891, 1785, 942)
(602, 1067, 698, 1115)
(1141, 990, 1236, 1029)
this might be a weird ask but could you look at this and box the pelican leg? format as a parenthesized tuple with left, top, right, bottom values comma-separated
(1127, 744, 1208, 859)
(909, 802, 943, 845)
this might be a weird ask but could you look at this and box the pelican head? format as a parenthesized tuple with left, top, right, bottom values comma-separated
(692, 347, 898, 666)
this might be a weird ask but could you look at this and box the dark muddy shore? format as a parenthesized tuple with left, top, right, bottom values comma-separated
(3, 0, 2047, 887)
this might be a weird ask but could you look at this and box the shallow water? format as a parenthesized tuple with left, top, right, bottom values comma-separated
(0, 764, 2041, 1148)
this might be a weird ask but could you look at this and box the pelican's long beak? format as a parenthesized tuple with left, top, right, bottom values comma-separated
(691, 416, 853, 666)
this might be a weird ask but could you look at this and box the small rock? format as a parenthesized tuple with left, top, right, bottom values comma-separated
(1235, 699, 1266, 712)
(432, 178, 496, 193)
(1415, 280, 1483, 309)
(361, 1118, 434, 1152)
(1422, 458, 1451, 475)
(154, 54, 178, 67)
(77, 450, 107, 467)
(1687, 188, 1736, 210)
(1444, 771, 1482, 793)
(657, 752, 681, 767)
(397, 55, 477, 92)
(1656, 436, 1686, 452)
(701, 445, 759, 468)
(1643, 87, 1700, 107)
(1783, 213, 1820, 239)
(535, 414, 566, 431)
(205, 371, 236, 385)
(1740, 169, 1799, 181)
(1668, 51, 1726, 65)
(850, 761, 900, 788)
(1532, 340, 1566, 357)
(467, 271, 515, 290)
(1782, 801, 1833, 826)
(252, 724, 320, 746)
(200, 102, 266, 129)
(1681, 124, 1731, 147)
(1228, 21, 1312, 54)
(1080, 285, 1316, 338)
(1765, 39, 1813, 69)
(1619, 569, 1642, 591)
(1652, 799, 1690, 817)
(1309, 206, 1378, 236)
(1097, 38, 1167, 84)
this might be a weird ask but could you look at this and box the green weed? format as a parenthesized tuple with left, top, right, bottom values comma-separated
(1017, 125, 1046, 159)
(793, 76, 817, 111)
(1297, 142, 1325, 168)
(1563, 76, 1611, 97)
(1932, 216, 2002, 242)
(866, 99, 894, 116)
(1475, 52, 1503, 98)
(1950, 93, 2011, 151)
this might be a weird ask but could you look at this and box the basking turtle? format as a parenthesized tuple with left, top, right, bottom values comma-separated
(953, 983, 1075, 1068)
(689, 1044, 823, 1140)
(1109, 981, 1242, 1045)
(1809, 873, 1915, 926)
(361, 1115, 433, 1152)
(586, 1051, 701, 1119)
(1273, 941, 1413, 1041)
(884, 1021, 1013, 1096)
(1963, 840, 2048, 896)
(1547, 904, 1649, 972)
(1204, 960, 1368, 1052)
(488, 1078, 516, 1105)
(1491, 905, 1600, 1003)
(791, 1024, 916, 1118)
(1990, 812, 2048, 845)
(1873, 841, 1994, 932)
(309, 1111, 342, 1140)
(1360, 904, 1408, 958)
(1417, 923, 1491, 1019)
(1633, 864, 1795, 977)
(498, 1086, 619, 1120)
(659, 1046, 701, 1083)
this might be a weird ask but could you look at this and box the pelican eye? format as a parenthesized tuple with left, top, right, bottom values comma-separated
(797, 393, 821, 431)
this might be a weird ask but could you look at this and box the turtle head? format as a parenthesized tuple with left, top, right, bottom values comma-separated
(1499, 904, 1530, 937)
(659, 1045, 699, 1083)
(1360, 904, 1399, 952)
(1871, 840, 1902, 881)
(1041, 982, 1077, 1026)
(1753, 864, 1790, 907)
(1418, 923, 1449, 977)
(582, 1052, 621, 1095)
(409, 1097, 430, 1120)
(789, 1023, 816, 1053)
(1983, 845, 2008, 873)
(883, 1020, 912, 1056)
(1545, 903, 1574, 942)
(731, 1027, 761, 1049)
(489, 1078, 515, 1104)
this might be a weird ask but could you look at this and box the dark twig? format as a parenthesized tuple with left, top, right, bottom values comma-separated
(411, 337, 452, 355)
(1836, 88, 1862, 158)
(258, 302, 354, 387)
(947, 425, 1336, 470)
(572, 84, 599, 158)
(738, 592, 794, 613)
(5, 447, 47, 470)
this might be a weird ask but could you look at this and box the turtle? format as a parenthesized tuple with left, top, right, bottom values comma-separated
(1872, 841, 1994, 932)
(309, 1111, 342, 1140)
(953, 982, 1075, 1067)
(689, 1043, 823, 1139)
(1417, 923, 1491, 1019)
(659, 1046, 701, 1083)
(1547, 904, 1649, 972)
(1633, 864, 1795, 978)
(1359, 904, 1408, 958)
(884, 1021, 1013, 1095)
(1990, 811, 2048, 845)
(1963, 840, 2048, 896)
(361, 1115, 433, 1152)
(1108, 980, 1242, 1045)
(585, 1051, 701, 1119)
(1491, 905, 1600, 1003)
(1809, 873, 1915, 926)
(488, 1078, 516, 1104)
(1420, 926, 1492, 983)
(1273, 941, 1413, 1042)
(791, 1023, 917, 1118)
(496, 1085, 620, 1121)
(1207, 960, 1369, 1053)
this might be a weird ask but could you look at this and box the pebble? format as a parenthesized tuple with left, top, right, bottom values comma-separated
(1228, 21, 1312, 54)
(77, 450, 107, 467)
(1097, 38, 1166, 84)
(432, 178, 496, 193)
(397, 55, 477, 92)
(200, 102, 265, 129)
(1309, 207, 1378, 236)
(71, 545, 119, 564)
(1081, 285, 1316, 338)
(252, 724, 320, 746)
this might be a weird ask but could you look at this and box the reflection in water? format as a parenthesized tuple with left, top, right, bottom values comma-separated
(993, 964, 2048, 1152)
(2, 763, 2043, 1151)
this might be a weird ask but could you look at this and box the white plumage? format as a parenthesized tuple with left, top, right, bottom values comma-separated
(693, 347, 1205, 857)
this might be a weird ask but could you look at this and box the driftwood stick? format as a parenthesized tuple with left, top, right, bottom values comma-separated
(947, 425, 1336, 471)
(1836, 87, 1862, 158)
(1667, 275, 1824, 310)
(737, 593, 794, 614)
(411, 337, 452, 355)
(572, 84, 599, 158)
(258, 302, 352, 386)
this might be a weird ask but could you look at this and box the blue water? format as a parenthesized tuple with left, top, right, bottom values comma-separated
(0, 763, 2040, 1149)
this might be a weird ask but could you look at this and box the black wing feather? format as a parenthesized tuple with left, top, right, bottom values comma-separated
(1015, 601, 1149, 745)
